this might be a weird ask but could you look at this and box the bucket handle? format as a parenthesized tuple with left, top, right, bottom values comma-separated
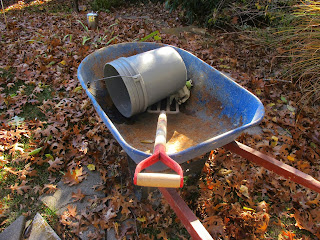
(86, 74, 141, 88)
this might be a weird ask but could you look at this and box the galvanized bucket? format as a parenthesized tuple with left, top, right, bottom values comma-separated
(103, 46, 187, 117)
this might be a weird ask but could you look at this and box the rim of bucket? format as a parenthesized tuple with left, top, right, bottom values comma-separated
(104, 58, 148, 117)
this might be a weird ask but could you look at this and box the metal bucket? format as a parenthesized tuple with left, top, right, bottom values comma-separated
(87, 12, 98, 30)
(103, 46, 187, 117)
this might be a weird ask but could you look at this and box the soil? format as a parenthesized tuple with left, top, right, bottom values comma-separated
(115, 109, 235, 153)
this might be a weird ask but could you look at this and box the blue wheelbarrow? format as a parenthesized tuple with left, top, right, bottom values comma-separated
(77, 42, 264, 187)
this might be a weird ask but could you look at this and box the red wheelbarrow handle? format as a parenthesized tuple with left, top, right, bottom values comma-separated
(133, 111, 184, 188)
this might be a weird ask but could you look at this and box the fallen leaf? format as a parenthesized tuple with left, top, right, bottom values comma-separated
(137, 216, 146, 222)
(42, 184, 57, 194)
(0, 201, 7, 217)
(287, 155, 295, 161)
(270, 136, 278, 147)
(48, 157, 64, 172)
(10, 142, 24, 154)
(73, 86, 82, 93)
(63, 167, 87, 186)
(157, 229, 168, 239)
(287, 105, 295, 112)
(67, 205, 77, 218)
(256, 89, 262, 95)
(103, 208, 117, 222)
(28, 147, 42, 156)
(87, 164, 95, 171)
(239, 185, 250, 198)
(218, 168, 232, 176)
(280, 231, 296, 240)
(281, 96, 287, 103)
(243, 206, 255, 212)
(71, 189, 86, 202)
(59, 60, 67, 65)
(45, 154, 54, 160)
(10, 180, 31, 195)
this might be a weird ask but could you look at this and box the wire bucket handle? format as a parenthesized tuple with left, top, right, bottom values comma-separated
(86, 74, 141, 89)
(133, 111, 184, 188)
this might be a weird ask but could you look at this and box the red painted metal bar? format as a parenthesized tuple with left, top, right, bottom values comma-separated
(159, 188, 213, 240)
(225, 141, 320, 194)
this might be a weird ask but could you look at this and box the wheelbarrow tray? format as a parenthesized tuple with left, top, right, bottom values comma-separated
(77, 42, 264, 171)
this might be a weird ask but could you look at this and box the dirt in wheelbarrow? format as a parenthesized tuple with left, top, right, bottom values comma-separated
(115, 110, 235, 153)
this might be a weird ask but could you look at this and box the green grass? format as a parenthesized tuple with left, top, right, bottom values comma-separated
(0, 70, 53, 121)
(0, 130, 61, 231)
(41, 205, 59, 228)
(20, 86, 52, 121)
(0, 158, 60, 230)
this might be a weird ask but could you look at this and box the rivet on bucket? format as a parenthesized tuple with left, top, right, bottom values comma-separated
(103, 46, 187, 118)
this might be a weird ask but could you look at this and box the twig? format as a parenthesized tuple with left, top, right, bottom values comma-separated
(263, 78, 292, 83)
(0, 0, 7, 29)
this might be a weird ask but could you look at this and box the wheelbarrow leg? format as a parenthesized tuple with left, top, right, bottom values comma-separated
(159, 188, 213, 240)
(225, 141, 320, 194)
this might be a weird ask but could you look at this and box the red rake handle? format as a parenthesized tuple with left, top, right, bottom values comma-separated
(134, 111, 184, 188)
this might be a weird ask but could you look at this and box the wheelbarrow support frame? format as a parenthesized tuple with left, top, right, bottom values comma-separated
(161, 141, 320, 240)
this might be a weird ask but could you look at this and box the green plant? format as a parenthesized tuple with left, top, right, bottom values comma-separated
(91, 0, 124, 11)
(139, 30, 161, 42)
(77, 20, 89, 32)
(63, 34, 72, 42)
(82, 36, 91, 45)
(91, 34, 118, 48)
(106, 35, 118, 45)
(164, 0, 297, 28)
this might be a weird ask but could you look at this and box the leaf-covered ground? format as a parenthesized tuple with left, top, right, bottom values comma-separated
(0, 0, 320, 239)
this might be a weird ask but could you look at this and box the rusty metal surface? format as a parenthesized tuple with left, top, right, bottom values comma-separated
(225, 141, 320, 193)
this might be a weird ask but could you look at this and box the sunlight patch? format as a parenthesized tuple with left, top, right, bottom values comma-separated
(1, 0, 51, 12)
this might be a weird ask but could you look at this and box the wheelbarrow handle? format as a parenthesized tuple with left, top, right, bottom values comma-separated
(154, 111, 167, 151)
(136, 173, 181, 188)
(133, 111, 184, 188)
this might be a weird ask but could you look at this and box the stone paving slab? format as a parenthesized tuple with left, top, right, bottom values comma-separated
(244, 125, 263, 136)
(39, 166, 106, 240)
(27, 213, 61, 240)
(106, 228, 117, 240)
(0, 215, 26, 240)
(40, 166, 105, 215)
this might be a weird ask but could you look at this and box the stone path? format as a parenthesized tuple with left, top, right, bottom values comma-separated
(39, 166, 105, 216)
(39, 166, 112, 240)
(0, 166, 116, 240)
(27, 213, 61, 240)
(0, 215, 26, 240)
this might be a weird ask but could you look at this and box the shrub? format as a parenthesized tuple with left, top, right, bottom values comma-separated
(164, 0, 297, 28)
(280, 0, 320, 104)
(91, 0, 125, 11)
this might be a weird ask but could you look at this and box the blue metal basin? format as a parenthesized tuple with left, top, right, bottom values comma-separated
(77, 42, 264, 171)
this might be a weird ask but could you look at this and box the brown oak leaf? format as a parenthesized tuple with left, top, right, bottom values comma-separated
(71, 189, 86, 202)
(63, 167, 87, 186)
(48, 157, 64, 172)
(10, 180, 31, 195)
(67, 205, 77, 218)
(42, 184, 57, 194)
